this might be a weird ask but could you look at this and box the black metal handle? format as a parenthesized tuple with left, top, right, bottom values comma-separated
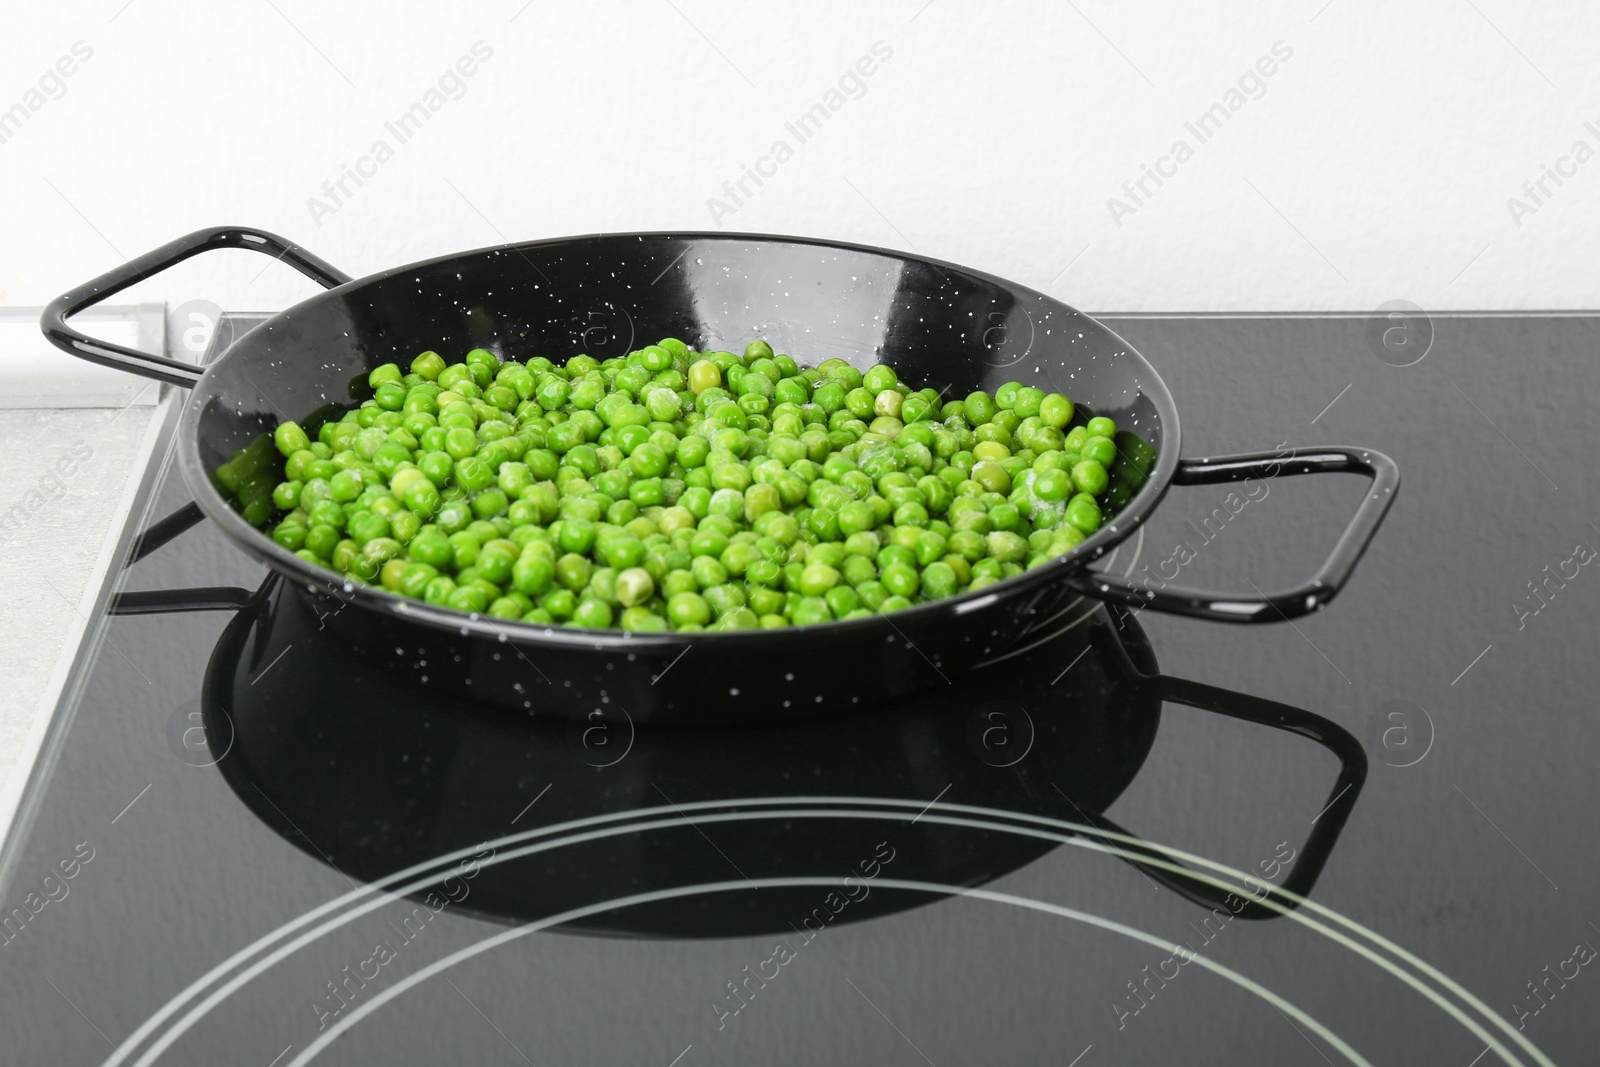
(1067, 446, 1399, 623)
(41, 226, 351, 388)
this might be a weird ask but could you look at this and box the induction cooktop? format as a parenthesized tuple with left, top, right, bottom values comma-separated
(1, 312, 1594, 1067)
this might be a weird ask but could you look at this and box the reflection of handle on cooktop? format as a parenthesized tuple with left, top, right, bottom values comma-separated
(127, 501, 206, 564)
(111, 501, 261, 615)
(110, 587, 259, 614)
(1083, 618, 1368, 920)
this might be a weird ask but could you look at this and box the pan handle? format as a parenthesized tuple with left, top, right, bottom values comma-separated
(41, 226, 351, 388)
(1065, 446, 1399, 623)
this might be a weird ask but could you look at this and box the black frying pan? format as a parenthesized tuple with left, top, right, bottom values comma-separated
(44, 227, 1398, 725)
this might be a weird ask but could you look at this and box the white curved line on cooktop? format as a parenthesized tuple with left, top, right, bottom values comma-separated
(106, 799, 1550, 1067)
(288, 876, 1371, 1067)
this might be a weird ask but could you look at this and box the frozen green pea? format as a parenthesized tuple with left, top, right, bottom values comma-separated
(233, 336, 1134, 629)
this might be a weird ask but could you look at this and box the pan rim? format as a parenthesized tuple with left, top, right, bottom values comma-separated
(175, 229, 1182, 649)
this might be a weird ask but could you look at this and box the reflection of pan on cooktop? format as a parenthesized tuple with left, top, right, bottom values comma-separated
(172, 569, 1365, 939)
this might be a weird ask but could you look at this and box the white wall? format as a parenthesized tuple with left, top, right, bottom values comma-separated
(1, 0, 1596, 316)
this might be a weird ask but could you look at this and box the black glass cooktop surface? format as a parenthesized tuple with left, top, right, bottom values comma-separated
(1, 312, 1596, 1067)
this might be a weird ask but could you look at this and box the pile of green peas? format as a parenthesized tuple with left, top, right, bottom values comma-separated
(231, 338, 1137, 632)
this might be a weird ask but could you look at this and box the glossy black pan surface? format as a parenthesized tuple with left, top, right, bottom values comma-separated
(46, 227, 1398, 724)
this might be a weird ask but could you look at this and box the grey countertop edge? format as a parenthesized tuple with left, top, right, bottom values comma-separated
(0, 391, 181, 867)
